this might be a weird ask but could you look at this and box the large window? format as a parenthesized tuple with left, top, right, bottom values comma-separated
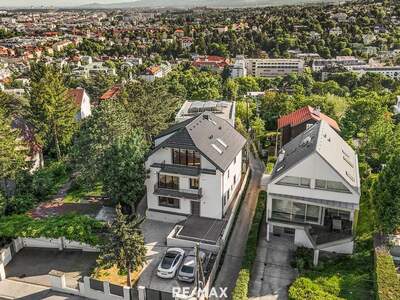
(277, 176, 311, 188)
(158, 174, 179, 190)
(315, 179, 350, 193)
(172, 148, 201, 167)
(158, 196, 180, 209)
(271, 199, 321, 224)
(325, 208, 351, 220)
(189, 178, 199, 190)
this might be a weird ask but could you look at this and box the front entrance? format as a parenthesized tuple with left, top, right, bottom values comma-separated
(191, 201, 200, 216)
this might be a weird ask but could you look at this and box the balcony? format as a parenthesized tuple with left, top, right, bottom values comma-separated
(151, 161, 216, 176)
(153, 183, 203, 200)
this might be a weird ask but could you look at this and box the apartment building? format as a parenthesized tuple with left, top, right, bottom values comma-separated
(232, 58, 305, 78)
(145, 111, 246, 223)
(267, 121, 360, 263)
(312, 56, 367, 72)
(352, 65, 400, 80)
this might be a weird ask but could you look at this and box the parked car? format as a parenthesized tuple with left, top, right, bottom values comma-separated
(177, 250, 209, 283)
(157, 248, 185, 279)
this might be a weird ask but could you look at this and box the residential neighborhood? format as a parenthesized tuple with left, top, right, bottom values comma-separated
(1, 1, 400, 300)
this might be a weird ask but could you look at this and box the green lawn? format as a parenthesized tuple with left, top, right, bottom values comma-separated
(64, 183, 103, 203)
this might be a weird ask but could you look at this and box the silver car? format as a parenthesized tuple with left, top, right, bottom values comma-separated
(177, 250, 208, 283)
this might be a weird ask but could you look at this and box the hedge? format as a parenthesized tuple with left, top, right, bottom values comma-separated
(375, 247, 400, 300)
(0, 214, 105, 246)
(232, 190, 267, 300)
(289, 277, 343, 300)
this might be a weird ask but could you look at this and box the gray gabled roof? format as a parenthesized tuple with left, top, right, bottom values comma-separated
(271, 120, 360, 193)
(151, 112, 247, 172)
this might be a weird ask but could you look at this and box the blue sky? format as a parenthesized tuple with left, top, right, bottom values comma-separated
(0, 0, 133, 7)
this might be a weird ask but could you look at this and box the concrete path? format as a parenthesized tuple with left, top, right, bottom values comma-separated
(212, 151, 265, 299)
(248, 223, 298, 300)
(0, 279, 86, 300)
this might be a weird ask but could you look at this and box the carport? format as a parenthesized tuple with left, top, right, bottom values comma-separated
(5, 248, 98, 288)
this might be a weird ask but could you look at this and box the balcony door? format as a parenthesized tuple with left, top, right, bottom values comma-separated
(158, 174, 179, 190)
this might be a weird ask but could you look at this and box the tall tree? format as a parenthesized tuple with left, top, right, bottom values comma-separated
(119, 80, 182, 140)
(102, 131, 148, 207)
(98, 204, 146, 287)
(373, 154, 400, 234)
(28, 63, 78, 160)
(0, 109, 27, 197)
(72, 100, 134, 186)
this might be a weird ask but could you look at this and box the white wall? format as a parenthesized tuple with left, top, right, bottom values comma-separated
(80, 91, 92, 119)
(294, 228, 314, 248)
(268, 153, 359, 206)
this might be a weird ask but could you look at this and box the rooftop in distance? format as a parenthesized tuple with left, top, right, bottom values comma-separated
(175, 100, 236, 127)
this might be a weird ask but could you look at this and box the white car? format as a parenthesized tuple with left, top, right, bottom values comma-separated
(157, 248, 185, 279)
(177, 250, 208, 283)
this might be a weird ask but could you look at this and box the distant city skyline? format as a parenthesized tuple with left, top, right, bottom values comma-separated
(0, 0, 136, 7)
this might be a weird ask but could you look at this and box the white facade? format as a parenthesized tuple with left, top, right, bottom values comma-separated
(352, 66, 400, 80)
(145, 146, 242, 222)
(230, 58, 247, 78)
(79, 90, 92, 119)
(244, 58, 304, 78)
(266, 121, 360, 255)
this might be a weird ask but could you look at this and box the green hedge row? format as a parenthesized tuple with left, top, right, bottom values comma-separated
(232, 190, 267, 300)
(0, 214, 105, 246)
(289, 277, 342, 300)
(375, 247, 400, 300)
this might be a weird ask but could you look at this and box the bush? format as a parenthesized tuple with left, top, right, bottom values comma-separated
(232, 191, 266, 300)
(291, 247, 314, 272)
(0, 214, 105, 246)
(375, 247, 400, 300)
(289, 277, 342, 300)
(5, 194, 37, 215)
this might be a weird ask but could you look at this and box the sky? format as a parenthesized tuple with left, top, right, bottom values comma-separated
(0, 0, 133, 7)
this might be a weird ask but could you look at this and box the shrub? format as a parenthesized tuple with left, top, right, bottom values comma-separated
(232, 191, 266, 300)
(375, 247, 400, 300)
(5, 194, 37, 215)
(292, 247, 314, 272)
(0, 214, 105, 246)
(289, 277, 343, 300)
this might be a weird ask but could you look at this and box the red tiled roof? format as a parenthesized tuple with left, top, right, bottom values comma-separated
(192, 55, 228, 69)
(68, 88, 85, 106)
(277, 106, 340, 131)
(100, 85, 122, 100)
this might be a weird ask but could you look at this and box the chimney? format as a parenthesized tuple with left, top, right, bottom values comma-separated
(313, 106, 321, 117)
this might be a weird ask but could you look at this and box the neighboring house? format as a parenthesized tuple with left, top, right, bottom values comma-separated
(277, 106, 340, 148)
(230, 56, 247, 78)
(140, 62, 172, 81)
(145, 111, 247, 223)
(267, 120, 360, 263)
(175, 100, 236, 127)
(68, 88, 91, 120)
(12, 117, 44, 172)
(99, 85, 122, 101)
(192, 55, 229, 71)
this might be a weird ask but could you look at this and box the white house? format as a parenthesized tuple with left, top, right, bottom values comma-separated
(68, 88, 91, 120)
(145, 111, 247, 223)
(394, 96, 400, 115)
(266, 120, 360, 263)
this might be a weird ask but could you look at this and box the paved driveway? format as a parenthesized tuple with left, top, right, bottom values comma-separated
(5, 248, 98, 288)
(248, 223, 298, 300)
(212, 152, 265, 299)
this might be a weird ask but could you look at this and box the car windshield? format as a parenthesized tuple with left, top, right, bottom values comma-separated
(161, 252, 177, 269)
(181, 265, 194, 274)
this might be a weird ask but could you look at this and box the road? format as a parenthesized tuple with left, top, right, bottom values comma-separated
(212, 151, 265, 299)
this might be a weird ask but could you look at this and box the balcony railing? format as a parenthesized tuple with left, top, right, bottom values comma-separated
(154, 183, 203, 200)
(151, 160, 216, 176)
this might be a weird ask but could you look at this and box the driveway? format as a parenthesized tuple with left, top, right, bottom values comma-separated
(248, 223, 298, 300)
(5, 248, 98, 288)
(212, 152, 265, 299)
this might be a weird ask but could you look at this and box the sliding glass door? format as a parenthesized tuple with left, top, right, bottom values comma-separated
(271, 198, 321, 224)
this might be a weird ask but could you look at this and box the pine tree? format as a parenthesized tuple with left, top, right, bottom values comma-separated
(28, 63, 78, 160)
(98, 204, 147, 287)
